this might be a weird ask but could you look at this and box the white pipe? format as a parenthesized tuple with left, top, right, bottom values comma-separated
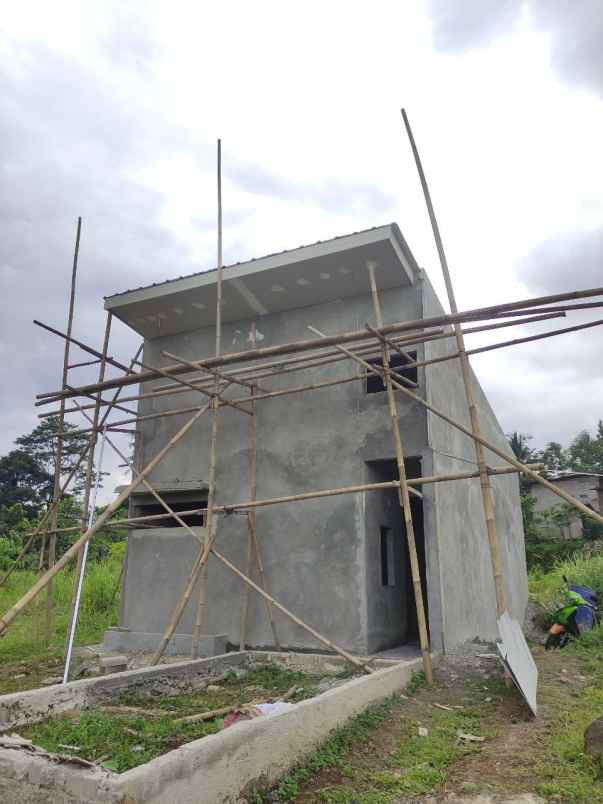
(62, 432, 107, 684)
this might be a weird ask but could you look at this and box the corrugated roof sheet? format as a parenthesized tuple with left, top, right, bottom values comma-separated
(104, 223, 406, 301)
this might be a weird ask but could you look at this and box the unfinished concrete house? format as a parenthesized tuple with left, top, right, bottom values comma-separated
(527, 471, 603, 540)
(102, 224, 528, 658)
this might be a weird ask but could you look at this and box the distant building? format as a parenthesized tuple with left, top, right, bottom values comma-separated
(528, 472, 603, 540)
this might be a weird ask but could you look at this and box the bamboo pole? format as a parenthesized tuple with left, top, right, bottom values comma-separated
(64, 312, 113, 654)
(239, 323, 257, 650)
(62, 309, 588, 440)
(401, 108, 506, 616)
(309, 329, 603, 530)
(369, 317, 603, 374)
(36, 285, 603, 403)
(365, 263, 432, 683)
(38, 309, 567, 419)
(212, 547, 371, 673)
(17, 465, 543, 542)
(0, 403, 210, 637)
(38, 334, 412, 416)
(44, 217, 82, 642)
(248, 512, 281, 649)
(191, 137, 224, 658)
(33, 319, 131, 375)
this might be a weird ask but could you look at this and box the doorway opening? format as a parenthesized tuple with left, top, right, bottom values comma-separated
(366, 457, 427, 652)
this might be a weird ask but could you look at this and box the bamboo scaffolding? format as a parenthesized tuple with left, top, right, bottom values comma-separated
(366, 263, 431, 682)
(309, 329, 603, 529)
(37, 312, 566, 421)
(0, 343, 142, 587)
(36, 284, 603, 404)
(33, 319, 131, 376)
(44, 217, 81, 642)
(17, 463, 541, 544)
(70, 312, 583, 438)
(402, 108, 504, 615)
(0, 403, 210, 637)
(162, 348, 267, 394)
(64, 312, 113, 654)
(369, 317, 603, 374)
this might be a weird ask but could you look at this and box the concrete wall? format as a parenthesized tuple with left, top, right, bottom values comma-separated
(119, 279, 428, 655)
(420, 272, 528, 648)
(0, 651, 425, 804)
(528, 475, 602, 540)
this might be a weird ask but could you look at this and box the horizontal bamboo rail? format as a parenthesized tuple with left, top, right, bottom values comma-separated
(33, 320, 131, 375)
(37, 311, 563, 420)
(35, 285, 603, 403)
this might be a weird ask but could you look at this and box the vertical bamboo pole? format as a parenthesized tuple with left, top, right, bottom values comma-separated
(64, 312, 113, 656)
(401, 109, 507, 616)
(239, 322, 257, 649)
(366, 263, 433, 683)
(191, 138, 224, 657)
(45, 217, 82, 643)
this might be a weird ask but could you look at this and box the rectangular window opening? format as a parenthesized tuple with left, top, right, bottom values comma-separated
(366, 352, 417, 394)
(132, 491, 207, 528)
(380, 526, 395, 587)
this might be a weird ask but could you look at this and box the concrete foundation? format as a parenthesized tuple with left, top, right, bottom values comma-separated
(0, 650, 427, 804)
(102, 627, 228, 657)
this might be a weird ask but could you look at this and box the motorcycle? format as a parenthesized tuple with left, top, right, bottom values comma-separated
(545, 575, 600, 650)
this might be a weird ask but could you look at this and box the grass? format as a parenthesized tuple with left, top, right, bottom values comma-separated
(0, 549, 122, 693)
(21, 664, 327, 773)
(257, 674, 496, 803)
(528, 550, 603, 612)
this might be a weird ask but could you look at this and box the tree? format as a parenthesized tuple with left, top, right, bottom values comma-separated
(15, 416, 92, 499)
(538, 441, 568, 473)
(0, 450, 51, 519)
(566, 421, 603, 474)
(507, 432, 535, 463)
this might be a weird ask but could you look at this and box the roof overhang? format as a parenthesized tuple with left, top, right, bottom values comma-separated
(105, 223, 418, 339)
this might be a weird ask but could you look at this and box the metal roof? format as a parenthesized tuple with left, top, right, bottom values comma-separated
(104, 223, 420, 340)
(104, 223, 417, 302)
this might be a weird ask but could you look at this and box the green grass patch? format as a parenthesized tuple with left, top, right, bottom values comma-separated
(21, 710, 221, 773)
(20, 664, 329, 773)
(0, 550, 122, 668)
(119, 664, 324, 715)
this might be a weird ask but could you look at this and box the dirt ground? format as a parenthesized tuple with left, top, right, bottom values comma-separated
(284, 642, 600, 803)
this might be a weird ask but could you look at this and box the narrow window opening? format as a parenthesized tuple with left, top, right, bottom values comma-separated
(366, 352, 417, 394)
(380, 526, 395, 587)
(132, 492, 207, 528)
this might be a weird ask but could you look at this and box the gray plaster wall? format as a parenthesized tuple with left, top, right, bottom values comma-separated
(120, 278, 428, 655)
(420, 272, 528, 647)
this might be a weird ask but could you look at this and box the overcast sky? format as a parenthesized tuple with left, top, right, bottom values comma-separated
(1, 1, 602, 501)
